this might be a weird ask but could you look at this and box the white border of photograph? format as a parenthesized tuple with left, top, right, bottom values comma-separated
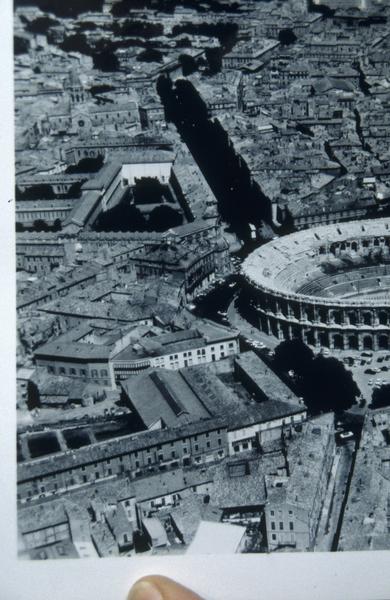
(2, 1, 390, 598)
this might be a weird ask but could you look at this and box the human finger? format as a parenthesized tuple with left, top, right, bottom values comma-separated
(128, 575, 205, 600)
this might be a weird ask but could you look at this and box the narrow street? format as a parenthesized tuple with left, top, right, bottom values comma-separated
(227, 296, 279, 349)
(314, 441, 355, 551)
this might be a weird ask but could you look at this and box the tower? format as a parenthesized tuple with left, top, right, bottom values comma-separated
(65, 69, 86, 105)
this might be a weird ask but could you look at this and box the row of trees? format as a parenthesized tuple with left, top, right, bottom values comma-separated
(21, 13, 236, 75)
(16, 219, 62, 233)
(59, 33, 190, 72)
(16, 181, 84, 200)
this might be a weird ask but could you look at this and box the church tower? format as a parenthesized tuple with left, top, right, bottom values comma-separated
(65, 69, 87, 105)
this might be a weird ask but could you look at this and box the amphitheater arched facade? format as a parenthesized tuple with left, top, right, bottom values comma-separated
(242, 218, 390, 352)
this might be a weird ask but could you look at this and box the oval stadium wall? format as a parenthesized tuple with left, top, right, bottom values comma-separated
(241, 218, 390, 352)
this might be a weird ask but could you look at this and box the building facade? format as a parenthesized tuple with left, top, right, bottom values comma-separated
(242, 218, 390, 351)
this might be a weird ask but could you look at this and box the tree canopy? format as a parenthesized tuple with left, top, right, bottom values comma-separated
(66, 155, 104, 174)
(25, 16, 59, 34)
(137, 47, 163, 63)
(274, 338, 314, 376)
(302, 355, 360, 414)
(148, 205, 183, 232)
(274, 339, 360, 414)
(113, 19, 163, 39)
(93, 49, 120, 72)
(179, 54, 198, 76)
(278, 28, 297, 45)
(94, 202, 147, 233)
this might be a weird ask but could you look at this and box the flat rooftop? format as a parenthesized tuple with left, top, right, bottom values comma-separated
(234, 351, 300, 406)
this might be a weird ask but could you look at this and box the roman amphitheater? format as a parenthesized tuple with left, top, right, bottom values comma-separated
(241, 218, 390, 352)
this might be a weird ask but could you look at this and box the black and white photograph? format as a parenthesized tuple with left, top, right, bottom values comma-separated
(13, 0, 390, 564)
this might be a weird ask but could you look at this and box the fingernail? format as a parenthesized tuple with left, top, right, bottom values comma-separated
(128, 580, 164, 600)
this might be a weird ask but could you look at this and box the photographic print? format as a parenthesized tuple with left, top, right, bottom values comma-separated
(14, 0, 390, 561)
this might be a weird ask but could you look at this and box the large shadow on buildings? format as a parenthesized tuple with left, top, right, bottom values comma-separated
(157, 76, 272, 243)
